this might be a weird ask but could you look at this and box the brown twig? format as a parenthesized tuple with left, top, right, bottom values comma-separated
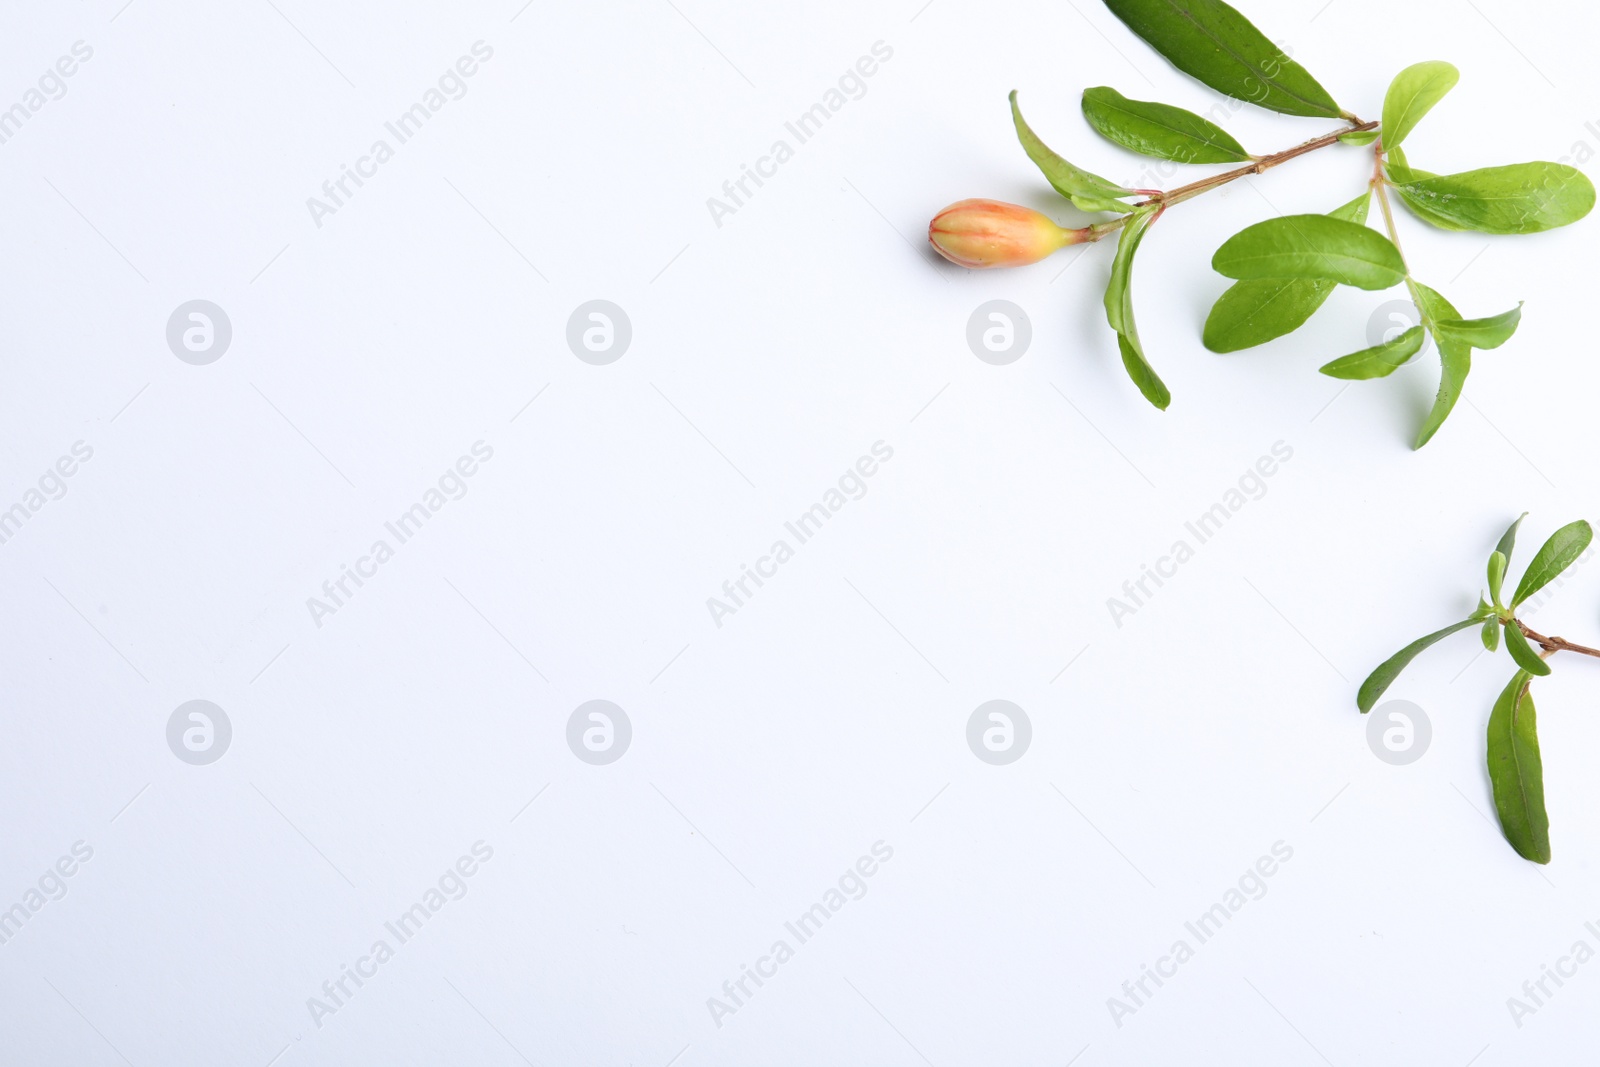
(1153, 119, 1377, 207)
(1086, 118, 1378, 241)
(1518, 621, 1600, 660)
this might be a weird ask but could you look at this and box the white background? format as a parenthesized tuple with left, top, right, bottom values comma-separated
(3, 0, 1599, 1063)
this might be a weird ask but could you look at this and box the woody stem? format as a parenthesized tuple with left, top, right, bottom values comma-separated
(1517, 620, 1600, 660)
(1086, 118, 1378, 242)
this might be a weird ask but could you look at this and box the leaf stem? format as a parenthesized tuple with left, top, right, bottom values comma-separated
(1085, 119, 1378, 242)
(1517, 621, 1600, 660)
(1370, 149, 1423, 307)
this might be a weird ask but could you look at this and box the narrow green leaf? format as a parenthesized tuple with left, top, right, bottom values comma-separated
(1487, 671, 1550, 863)
(1512, 520, 1594, 607)
(1411, 283, 1470, 450)
(1319, 325, 1424, 379)
(1496, 513, 1528, 563)
(1413, 341, 1470, 449)
(1380, 61, 1458, 152)
(1103, 209, 1170, 406)
(1118, 334, 1170, 410)
(1081, 86, 1252, 163)
(1393, 163, 1595, 235)
(1202, 193, 1370, 352)
(1488, 550, 1508, 605)
(1103, 207, 1170, 409)
(1212, 215, 1405, 290)
(1504, 621, 1553, 676)
(1203, 279, 1333, 353)
(1101, 0, 1343, 118)
(1357, 617, 1480, 713)
(1104, 209, 1153, 335)
(1011, 91, 1139, 213)
(1482, 617, 1501, 652)
(1435, 304, 1522, 350)
(1339, 128, 1380, 146)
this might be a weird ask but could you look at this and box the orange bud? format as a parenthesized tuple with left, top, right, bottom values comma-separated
(928, 198, 1086, 268)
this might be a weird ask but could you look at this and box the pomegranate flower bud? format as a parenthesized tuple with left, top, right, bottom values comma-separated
(928, 198, 1090, 268)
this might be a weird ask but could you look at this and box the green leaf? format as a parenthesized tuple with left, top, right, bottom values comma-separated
(1414, 341, 1469, 449)
(1104, 210, 1153, 335)
(1487, 671, 1550, 864)
(1411, 283, 1471, 450)
(1101, 0, 1343, 118)
(1393, 163, 1595, 235)
(1394, 193, 1471, 232)
(1319, 326, 1424, 379)
(1339, 128, 1380, 147)
(1488, 550, 1508, 605)
(1496, 512, 1528, 563)
(1103, 207, 1171, 409)
(1081, 86, 1252, 163)
(1117, 334, 1170, 410)
(1011, 91, 1139, 213)
(1212, 215, 1406, 290)
(1435, 304, 1522, 350)
(1203, 279, 1331, 353)
(1511, 520, 1594, 607)
(1504, 621, 1553, 676)
(1202, 193, 1370, 352)
(1357, 617, 1480, 713)
(1380, 61, 1458, 152)
(1482, 617, 1501, 652)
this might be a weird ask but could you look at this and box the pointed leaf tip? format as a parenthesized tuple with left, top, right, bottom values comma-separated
(1101, 0, 1342, 118)
(1357, 618, 1480, 713)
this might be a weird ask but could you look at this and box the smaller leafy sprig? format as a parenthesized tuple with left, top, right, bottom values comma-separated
(1359, 515, 1597, 864)
(928, 0, 1595, 448)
